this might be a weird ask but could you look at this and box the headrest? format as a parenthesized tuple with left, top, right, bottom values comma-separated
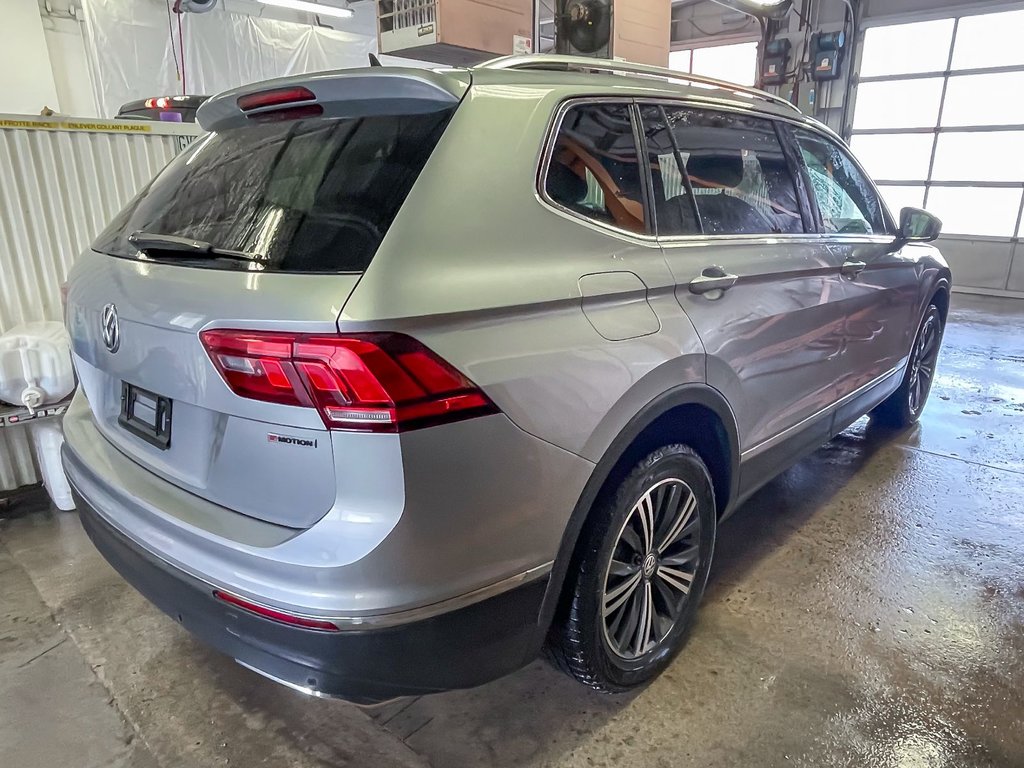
(687, 153, 744, 188)
(546, 159, 588, 206)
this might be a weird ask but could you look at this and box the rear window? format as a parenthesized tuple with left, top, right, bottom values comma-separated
(93, 110, 455, 272)
(543, 103, 647, 234)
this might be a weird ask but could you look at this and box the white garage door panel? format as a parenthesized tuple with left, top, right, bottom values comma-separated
(937, 236, 1014, 291)
(0, 117, 201, 491)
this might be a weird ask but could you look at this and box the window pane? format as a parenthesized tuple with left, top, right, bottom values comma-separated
(689, 42, 758, 87)
(860, 19, 955, 77)
(932, 131, 1024, 182)
(669, 50, 693, 73)
(951, 10, 1024, 70)
(92, 111, 454, 272)
(878, 185, 926, 216)
(850, 133, 934, 181)
(942, 72, 1024, 127)
(795, 128, 886, 235)
(926, 186, 1023, 237)
(640, 106, 700, 236)
(544, 103, 646, 233)
(641, 106, 803, 236)
(853, 79, 944, 129)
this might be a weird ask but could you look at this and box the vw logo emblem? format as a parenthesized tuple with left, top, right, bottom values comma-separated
(101, 303, 120, 353)
(642, 552, 657, 579)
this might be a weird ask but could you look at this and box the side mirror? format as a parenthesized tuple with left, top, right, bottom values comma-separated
(898, 207, 942, 243)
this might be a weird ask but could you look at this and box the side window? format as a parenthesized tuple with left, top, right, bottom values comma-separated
(544, 103, 647, 234)
(640, 105, 805, 236)
(793, 128, 886, 235)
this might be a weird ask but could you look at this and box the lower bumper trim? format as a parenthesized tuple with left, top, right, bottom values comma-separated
(75, 489, 549, 703)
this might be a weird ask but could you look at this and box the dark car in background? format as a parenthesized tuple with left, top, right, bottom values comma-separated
(117, 95, 209, 123)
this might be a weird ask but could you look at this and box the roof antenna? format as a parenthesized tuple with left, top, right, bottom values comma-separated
(368, 53, 383, 67)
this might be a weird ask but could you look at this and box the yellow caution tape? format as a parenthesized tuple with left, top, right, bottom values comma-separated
(0, 118, 153, 133)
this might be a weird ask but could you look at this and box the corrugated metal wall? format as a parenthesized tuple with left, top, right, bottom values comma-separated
(0, 115, 202, 490)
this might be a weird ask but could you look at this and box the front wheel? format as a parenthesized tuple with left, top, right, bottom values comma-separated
(548, 444, 716, 692)
(872, 303, 944, 428)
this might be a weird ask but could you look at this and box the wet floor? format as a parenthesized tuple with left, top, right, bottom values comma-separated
(2, 294, 1022, 768)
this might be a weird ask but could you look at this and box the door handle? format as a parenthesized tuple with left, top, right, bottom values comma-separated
(841, 260, 867, 278)
(689, 266, 738, 295)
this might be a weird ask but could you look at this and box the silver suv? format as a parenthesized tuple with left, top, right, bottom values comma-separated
(63, 55, 949, 703)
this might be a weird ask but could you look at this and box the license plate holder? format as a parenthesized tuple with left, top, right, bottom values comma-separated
(119, 382, 172, 449)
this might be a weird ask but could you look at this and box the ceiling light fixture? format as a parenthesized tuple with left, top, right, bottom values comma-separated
(257, 0, 354, 19)
(710, 0, 793, 20)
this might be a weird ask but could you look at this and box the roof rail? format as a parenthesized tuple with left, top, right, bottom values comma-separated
(478, 54, 802, 115)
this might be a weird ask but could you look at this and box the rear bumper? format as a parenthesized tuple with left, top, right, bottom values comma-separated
(61, 387, 592, 618)
(76, 488, 548, 702)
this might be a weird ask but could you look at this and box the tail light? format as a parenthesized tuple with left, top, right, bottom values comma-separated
(200, 330, 498, 433)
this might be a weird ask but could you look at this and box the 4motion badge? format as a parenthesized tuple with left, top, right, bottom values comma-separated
(267, 433, 317, 448)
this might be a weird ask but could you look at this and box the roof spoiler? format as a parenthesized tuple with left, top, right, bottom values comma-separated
(197, 67, 471, 132)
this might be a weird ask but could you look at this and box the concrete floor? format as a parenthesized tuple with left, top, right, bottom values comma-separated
(2, 293, 1022, 768)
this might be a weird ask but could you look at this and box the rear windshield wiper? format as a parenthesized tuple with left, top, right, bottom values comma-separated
(127, 231, 261, 263)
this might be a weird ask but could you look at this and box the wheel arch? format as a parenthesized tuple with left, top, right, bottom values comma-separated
(930, 277, 951, 323)
(537, 383, 739, 633)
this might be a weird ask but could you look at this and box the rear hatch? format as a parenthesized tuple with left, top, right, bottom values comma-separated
(66, 68, 468, 529)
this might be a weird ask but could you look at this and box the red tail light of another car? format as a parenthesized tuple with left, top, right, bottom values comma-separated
(200, 330, 498, 433)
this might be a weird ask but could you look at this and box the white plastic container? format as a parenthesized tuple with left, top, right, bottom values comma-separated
(0, 321, 76, 510)
(28, 421, 75, 510)
(0, 322, 76, 410)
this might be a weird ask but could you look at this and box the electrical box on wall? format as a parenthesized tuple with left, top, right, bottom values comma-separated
(761, 38, 791, 86)
(798, 84, 816, 115)
(810, 30, 846, 81)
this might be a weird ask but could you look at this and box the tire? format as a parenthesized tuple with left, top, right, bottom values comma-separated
(872, 303, 944, 428)
(548, 444, 716, 692)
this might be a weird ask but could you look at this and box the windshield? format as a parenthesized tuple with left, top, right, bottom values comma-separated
(93, 109, 455, 272)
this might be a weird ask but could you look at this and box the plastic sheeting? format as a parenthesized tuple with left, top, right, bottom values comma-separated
(81, 0, 378, 119)
(0, 116, 201, 490)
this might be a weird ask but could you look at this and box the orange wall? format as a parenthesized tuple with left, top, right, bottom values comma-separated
(614, 0, 671, 66)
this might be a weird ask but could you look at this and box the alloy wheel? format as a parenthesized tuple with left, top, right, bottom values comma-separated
(601, 478, 702, 660)
(908, 310, 941, 415)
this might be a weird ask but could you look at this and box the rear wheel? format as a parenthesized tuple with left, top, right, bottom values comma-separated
(549, 444, 716, 692)
(872, 303, 944, 428)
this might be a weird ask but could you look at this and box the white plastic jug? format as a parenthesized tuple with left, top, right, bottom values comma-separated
(0, 321, 76, 510)
(0, 321, 75, 410)
(28, 420, 75, 511)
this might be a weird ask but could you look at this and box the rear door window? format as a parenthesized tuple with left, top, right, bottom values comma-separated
(543, 103, 648, 234)
(640, 104, 805, 236)
(792, 128, 887, 235)
(93, 109, 455, 272)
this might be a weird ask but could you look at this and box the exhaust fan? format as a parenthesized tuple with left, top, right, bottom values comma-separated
(549, 0, 668, 64)
(555, 0, 613, 57)
(710, 0, 792, 20)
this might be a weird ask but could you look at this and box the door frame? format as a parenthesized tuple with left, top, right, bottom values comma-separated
(636, 98, 855, 454)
